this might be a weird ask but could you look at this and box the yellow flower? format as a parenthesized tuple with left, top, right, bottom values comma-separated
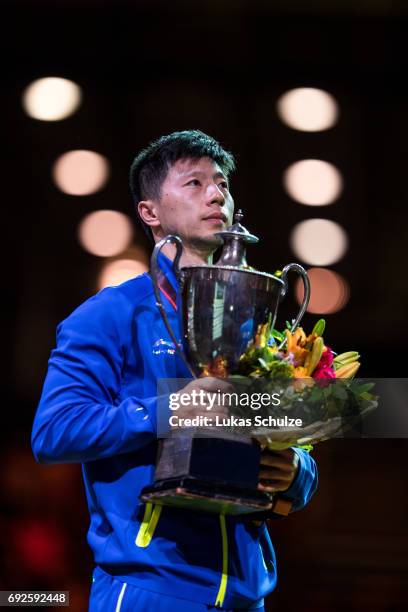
(293, 366, 308, 378)
(292, 368, 314, 393)
(285, 329, 309, 366)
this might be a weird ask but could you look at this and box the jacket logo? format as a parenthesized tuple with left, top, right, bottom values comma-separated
(152, 339, 176, 356)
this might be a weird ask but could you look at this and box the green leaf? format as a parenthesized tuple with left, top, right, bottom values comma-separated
(272, 329, 285, 342)
(351, 382, 375, 395)
(312, 319, 326, 336)
(360, 391, 376, 401)
(257, 357, 270, 370)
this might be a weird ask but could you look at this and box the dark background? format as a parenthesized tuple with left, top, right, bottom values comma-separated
(2, 1, 408, 610)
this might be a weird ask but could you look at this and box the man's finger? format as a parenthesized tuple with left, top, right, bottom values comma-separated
(258, 480, 292, 493)
(259, 455, 295, 471)
(258, 469, 295, 481)
(261, 448, 295, 459)
(196, 377, 235, 393)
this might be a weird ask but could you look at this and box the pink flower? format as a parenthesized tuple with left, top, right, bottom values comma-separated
(313, 367, 336, 380)
(313, 347, 335, 380)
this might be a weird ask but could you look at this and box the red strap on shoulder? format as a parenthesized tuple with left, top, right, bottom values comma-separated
(156, 269, 177, 311)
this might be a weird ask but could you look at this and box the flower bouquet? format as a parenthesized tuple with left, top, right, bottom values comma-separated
(230, 316, 377, 450)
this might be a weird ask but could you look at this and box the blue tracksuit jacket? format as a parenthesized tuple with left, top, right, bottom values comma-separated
(31, 253, 318, 609)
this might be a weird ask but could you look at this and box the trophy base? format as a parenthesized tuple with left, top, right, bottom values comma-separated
(140, 477, 273, 515)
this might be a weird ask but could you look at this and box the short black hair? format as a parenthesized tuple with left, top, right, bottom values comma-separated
(129, 129, 236, 242)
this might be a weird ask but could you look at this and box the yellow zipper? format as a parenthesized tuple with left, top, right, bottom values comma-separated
(135, 502, 163, 548)
(215, 513, 228, 607)
(136, 505, 229, 605)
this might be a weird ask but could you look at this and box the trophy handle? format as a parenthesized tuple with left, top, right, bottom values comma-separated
(150, 235, 197, 378)
(278, 263, 311, 349)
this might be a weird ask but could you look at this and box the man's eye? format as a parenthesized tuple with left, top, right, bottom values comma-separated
(219, 181, 229, 190)
(186, 179, 200, 186)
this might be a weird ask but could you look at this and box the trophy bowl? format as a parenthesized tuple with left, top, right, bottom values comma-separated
(151, 211, 310, 379)
(180, 265, 282, 378)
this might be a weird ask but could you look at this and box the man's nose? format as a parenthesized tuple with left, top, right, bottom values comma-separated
(206, 183, 225, 205)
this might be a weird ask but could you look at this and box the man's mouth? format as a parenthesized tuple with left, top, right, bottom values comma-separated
(203, 213, 227, 224)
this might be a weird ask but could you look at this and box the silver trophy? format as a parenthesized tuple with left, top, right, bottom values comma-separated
(140, 211, 310, 515)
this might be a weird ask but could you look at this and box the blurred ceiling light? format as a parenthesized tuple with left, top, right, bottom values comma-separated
(283, 159, 343, 206)
(295, 267, 350, 314)
(98, 258, 148, 289)
(53, 150, 109, 195)
(78, 210, 133, 257)
(290, 218, 348, 266)
(22, 77, 82, 121)
(276, 87, 339, 132)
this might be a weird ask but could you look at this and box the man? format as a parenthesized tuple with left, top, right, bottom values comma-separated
(32, 130, 318, 611)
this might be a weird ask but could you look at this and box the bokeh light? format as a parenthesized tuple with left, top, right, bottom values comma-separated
(276, 87, 339, 132)
(78, 210, 133, 257)
(98, 248, 149, 289)
(295, 267, 350, 314)
(283, 159, 343, 206)
(22, 77, 82, 121)
(53, 150, 109, 195)
(290, 218, 348, 266)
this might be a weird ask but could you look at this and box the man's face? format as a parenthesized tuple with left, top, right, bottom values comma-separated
(154, 156, 234, 249)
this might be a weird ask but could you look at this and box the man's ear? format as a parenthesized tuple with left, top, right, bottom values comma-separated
(137, 200, 161, 229)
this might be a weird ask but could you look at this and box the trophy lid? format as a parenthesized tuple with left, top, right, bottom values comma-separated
(214, 210, 259, 268)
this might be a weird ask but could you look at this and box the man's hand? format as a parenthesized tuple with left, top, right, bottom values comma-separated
(170, 377, 232, 425)
(257, 448, 299, 493)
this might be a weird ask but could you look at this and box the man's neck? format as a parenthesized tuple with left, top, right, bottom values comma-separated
(159, 242, 215, 267)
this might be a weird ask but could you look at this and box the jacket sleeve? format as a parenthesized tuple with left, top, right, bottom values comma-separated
(281, 447, 318, 512)
(31, 288, 160, 464)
